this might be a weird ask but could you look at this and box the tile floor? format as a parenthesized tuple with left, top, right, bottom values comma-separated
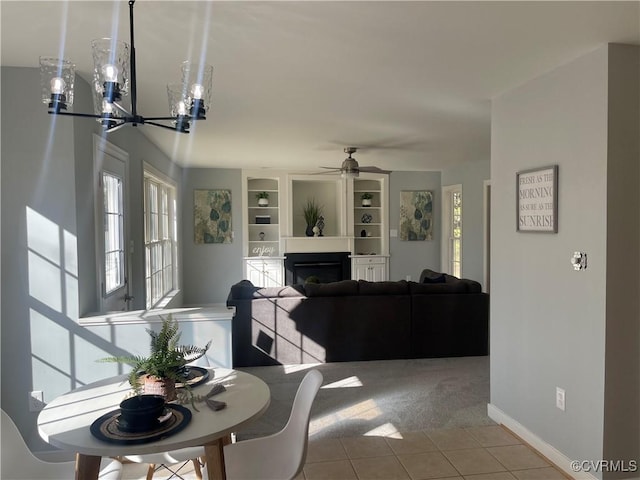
(121, 425, 572, 480)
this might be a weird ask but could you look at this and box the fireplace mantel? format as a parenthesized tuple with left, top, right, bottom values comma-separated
(281, 236, 352, 254)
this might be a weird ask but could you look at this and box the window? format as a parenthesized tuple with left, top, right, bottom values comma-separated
(442, 184, 462, 278)
(103, 172, 125, 294)
(144, 169, 178, 309)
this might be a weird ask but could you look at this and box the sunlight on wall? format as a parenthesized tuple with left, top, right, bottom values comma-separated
(26, 207, 80, 399)
(29, 308, 73, 399)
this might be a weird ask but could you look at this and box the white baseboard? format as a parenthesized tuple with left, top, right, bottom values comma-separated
(487, 403, 598, 480)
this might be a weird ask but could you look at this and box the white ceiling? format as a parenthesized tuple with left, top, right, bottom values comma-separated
(2, 1, 639, 172)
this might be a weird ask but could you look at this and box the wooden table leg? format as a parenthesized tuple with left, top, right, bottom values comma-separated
(75, 453, 101, 480)
(203, 439, 226, 480)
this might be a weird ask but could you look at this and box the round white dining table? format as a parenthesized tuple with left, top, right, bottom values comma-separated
(37, 368, 270, 480)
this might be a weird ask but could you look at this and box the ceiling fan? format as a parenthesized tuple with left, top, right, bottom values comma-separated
(319, 147, 391, 178)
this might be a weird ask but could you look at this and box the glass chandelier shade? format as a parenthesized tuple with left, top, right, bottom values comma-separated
(91, 39, 130, 105)
(167, 83, 191, 132)
(40, 57, 76, 111)
(181, 62, 213, 119)
(38, 1, 212, 134)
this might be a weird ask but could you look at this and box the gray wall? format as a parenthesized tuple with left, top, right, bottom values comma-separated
(602, 44, 639, 478)
(181, 168, 244, 304)
(491, 44, 639, 475)
(0, 67, 188, 452)
(441, 158, 490, 285)
(388, 171, 441, 281)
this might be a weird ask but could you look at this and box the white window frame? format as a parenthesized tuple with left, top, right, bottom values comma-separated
(441, 184, 462, 278)
(144, 164, 179, 309)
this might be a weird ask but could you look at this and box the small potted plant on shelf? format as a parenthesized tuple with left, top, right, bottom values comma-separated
(256, 191, 270, 207)
(99, 316, 211, 402)
(302, 198, 323, 236)
(361, 192, 373, 207)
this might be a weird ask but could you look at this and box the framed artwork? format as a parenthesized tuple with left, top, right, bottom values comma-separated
(400, 190, 433, 241)
(194, 189, 232, 243)
(516, 165, 558, 233)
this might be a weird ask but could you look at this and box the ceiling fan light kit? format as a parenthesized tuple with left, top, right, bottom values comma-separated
(318, 147, 391, 177)
(39, 0, 212, 134)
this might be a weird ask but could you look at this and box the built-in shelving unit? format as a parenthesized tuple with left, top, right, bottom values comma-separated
(244, 176, 284, 287)
(353, 178, 385, 256)
(351, 175, 389, 281)
(242, 171, 389, 285)
(247, 178, 280, 257)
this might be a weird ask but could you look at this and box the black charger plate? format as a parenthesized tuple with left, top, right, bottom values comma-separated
(90, 404, 191, 445)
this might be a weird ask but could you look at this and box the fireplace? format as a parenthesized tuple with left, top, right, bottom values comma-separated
(284, 252, 351, 285)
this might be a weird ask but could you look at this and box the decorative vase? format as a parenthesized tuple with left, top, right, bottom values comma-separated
(143, 375, 177, 402)
(305, 225, 314, 237)
(316, 216, 325, 236)
(362, 198, 372, 207)
(258, 198, 269, 207)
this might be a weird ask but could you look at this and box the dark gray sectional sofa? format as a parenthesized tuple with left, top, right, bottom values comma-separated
(227, 270, 489, 367)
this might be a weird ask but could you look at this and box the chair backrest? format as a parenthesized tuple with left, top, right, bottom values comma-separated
(222, 369, 323, 480)
(1, 409, 58, 479)
(276, 369, 323, 477)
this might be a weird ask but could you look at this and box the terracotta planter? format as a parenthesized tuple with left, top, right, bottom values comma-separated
(143, 375, 177, 401)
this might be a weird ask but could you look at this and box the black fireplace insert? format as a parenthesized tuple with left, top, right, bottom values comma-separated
(284, 252, 351, 285)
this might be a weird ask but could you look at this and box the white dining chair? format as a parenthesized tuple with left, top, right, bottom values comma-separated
(126, 368, 323, 480)
(1, 409, 123, 480)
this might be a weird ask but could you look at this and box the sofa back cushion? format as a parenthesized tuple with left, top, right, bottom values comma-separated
(409, 281, 467, 294)
(229, 280, 305, 299)
(305, 280, 359, 297)
(358, 280, 410, 295)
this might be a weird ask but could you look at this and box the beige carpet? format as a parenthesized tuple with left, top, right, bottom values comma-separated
(235, 356, 492, 441)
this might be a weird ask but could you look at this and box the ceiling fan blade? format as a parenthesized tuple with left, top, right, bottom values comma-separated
(311, 168, 341, 175)
(360, 166, 392, 174)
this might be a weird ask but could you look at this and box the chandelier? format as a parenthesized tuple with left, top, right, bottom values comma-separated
(39, 0, 212, 134)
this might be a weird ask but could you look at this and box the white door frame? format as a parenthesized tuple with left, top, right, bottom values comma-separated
(441, 184, 462, 277)
(93, 135, 131, 312)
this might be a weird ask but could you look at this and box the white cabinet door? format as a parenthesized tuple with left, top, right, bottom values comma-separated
(245, 259, 283, 287)
(370, 263, 387, 282)
(352, 257, 388, 281)
(352, 263, 370, 281)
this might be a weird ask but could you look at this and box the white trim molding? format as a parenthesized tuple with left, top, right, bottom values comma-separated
(488, 403, 598, 480)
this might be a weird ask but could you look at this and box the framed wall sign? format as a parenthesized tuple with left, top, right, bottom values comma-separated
(516, 165, 558, 233)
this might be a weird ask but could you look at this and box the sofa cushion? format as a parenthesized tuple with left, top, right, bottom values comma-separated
(409, 281, 467, 294)
(229, 280, 259, 300)
(358, 280, 410, 295)
(460, 279, 482, 293)
(229, 281, 304, 299)
(422, 274, 446, 284)
(254, 285, 306, 298)
(419, 268, 446, 283)
(305, 280, 359, 297)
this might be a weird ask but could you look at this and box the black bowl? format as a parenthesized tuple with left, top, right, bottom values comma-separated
(117, 395, 166, 433)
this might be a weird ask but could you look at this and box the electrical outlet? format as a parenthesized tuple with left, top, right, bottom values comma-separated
(29, 390, 45, 412)
(556, 387, 565, 411)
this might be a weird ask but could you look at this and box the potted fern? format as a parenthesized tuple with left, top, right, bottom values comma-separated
(99, 316, 211, 402)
